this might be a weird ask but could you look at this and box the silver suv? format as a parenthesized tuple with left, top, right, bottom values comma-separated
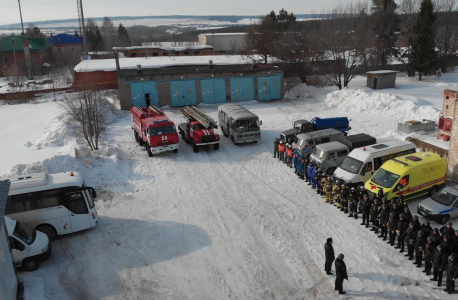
(417, 181, 458, 224)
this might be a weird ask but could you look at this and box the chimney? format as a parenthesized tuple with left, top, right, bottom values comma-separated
(22, 39, 33, 79)
(113, 50, 120, 71)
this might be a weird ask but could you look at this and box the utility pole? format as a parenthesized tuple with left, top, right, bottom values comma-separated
(18, 0, 24, 35)
(77, 0, 88, 56)
(11, 36, 19, 86)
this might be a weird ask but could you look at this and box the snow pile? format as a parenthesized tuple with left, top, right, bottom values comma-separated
(325, 88, 440, 121)
(284, 83, 324, 100)
(25, 114, 74, 149)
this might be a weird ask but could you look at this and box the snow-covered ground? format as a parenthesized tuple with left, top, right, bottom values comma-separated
(1, 71, 457, 300)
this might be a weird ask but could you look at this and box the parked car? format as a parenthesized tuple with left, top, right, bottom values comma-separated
(417, 181, 458, 224)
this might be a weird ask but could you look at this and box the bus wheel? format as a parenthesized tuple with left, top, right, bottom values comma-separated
(193, 143, 199, 153)
(439, 214, 450, 225)
(223, 127, 228, 137)
(37, 225, 57, 241)
(326, 167, 336, 175)
(214, 143, 220, 150)
(22, 257, 39, 271)
(147, 144, 153, 157)
(134, 131, 138, 142)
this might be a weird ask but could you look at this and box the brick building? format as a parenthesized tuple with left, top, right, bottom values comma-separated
(113, 45, 214, 58)
(48, 34, 83, 57)
(438, 90, 456, 141)
(0, 35, 52, 76)
(444, 89, 458, 181)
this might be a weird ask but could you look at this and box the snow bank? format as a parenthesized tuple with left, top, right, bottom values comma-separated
(325, 88, 440, 121)
(284, 83, 325, 100)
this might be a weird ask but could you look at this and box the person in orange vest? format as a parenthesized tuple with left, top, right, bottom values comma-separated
(278, 141, 285, 162)
(286, 145, 293, 167)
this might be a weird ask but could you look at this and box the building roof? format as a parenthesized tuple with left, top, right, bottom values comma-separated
(0, 181, 11, 232)
(48, 33, 82, 45)
(113, 45, 213, 51)
(0, 35, 52, 53)
(218, 104, 258, 119)
(74, 55, 279, 72)
(315, 141, 348, 152)
(366, 70, 399, 75)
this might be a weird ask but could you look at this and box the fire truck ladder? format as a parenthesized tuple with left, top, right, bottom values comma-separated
(181, 106, 217, 129)
(148, 105, 165, 116)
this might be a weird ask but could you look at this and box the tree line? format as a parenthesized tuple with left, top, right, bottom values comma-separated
(246, 0, 458, 89)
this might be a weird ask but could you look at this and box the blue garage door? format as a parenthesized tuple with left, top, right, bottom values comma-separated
(130, 83, 146, 107)
(201, 79, 226, 104)
(230, 78, 254, 102)
(171, 80, 197, 106)
(142, 81, 159, 106)
(257, 75, 282, 101)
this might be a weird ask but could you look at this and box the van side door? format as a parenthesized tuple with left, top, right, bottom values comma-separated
(65, 191, 91, 233)
(10, 236, 28, 265)
(395, 175, 410, 196)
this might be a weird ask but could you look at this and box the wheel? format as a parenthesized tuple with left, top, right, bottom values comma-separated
(193, 143, 198, 153)
(37, 225, 57, 241)
(439, 214, 450, 225)
(326, 167, 336, 175)
(134, 131, 139, 142)
(138, 136, 144, 146)
(223, 127, 228, 137)
(183, 133, 190, 144)
(214, 143, 220, 150)
(429, 186, 439, 197)
(254, 141, 258, 143)
(22, 257, 39, 271)
(173, 149, 178, 153)
(344, 132, 348, 136)
(231, 136, 237, 145)
(147, 144, 153, 157)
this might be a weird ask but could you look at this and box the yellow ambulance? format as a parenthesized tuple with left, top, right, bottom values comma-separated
(365, 152, 446, 200)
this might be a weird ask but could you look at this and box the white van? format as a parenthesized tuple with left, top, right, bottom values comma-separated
(5, 216, 51, 271)
(334, 140, 416, 188)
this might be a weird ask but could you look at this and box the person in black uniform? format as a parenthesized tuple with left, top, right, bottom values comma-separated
(334, 253, 348, 295)
(403, 207, 413, 223)
(395, 213, 408, 253)
(360, 194, 371, 227)
(324, 238, 335, 275)
(348, 187, 358, 218)
(340, 185, 349, 213)
(378, 204, 390, 240)
(420, 220, 433, 240)
(414, 230, 425, 268)
(445, 253, 458, 294)
(423, 236, 435, 275)
(370, 198, 381, 233)
(405, 222, 417, 260)
(431, 244, 448, 287)
(273, 138, 279, 158)
(430, 228, 441, 247)
(441, 222, 455, 241)
(387, 212, 397, 246)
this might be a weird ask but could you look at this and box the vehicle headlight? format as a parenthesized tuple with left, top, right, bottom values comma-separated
(428, 211, 439, 215)
(42, 246, 49, 253)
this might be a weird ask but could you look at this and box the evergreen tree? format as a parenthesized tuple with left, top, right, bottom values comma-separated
(117, 23, 131, 47)
(371, 0, 399, 67)
(85, 18, 104, 52)
(411, 0, 437, 80)
(74, 30, 80, 37)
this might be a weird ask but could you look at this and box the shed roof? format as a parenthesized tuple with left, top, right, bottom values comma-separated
(48, 33, 82, 45)
(0, 181, 11, 232)
(113, 45, 213, 51)
(0, 35, 51, 53)
(366, 70, 399, 75)
(74, 55, 279, 72)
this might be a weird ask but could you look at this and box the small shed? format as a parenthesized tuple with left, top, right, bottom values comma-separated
(0, 181, 17, 300)
(366, 70, 398, 90)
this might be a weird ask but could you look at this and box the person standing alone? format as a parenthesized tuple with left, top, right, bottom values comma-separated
(324, 238, 335, 275)
(335, 253, 348, 295)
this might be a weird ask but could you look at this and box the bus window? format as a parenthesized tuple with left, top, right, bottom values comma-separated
(40, 190, 61, 208)
(23, 193, 41, 211)
(83, 190, 95, 209)
(66, 192, 89, 214)
(6, 195, 25, 214)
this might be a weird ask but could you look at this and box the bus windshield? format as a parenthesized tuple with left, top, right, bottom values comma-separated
(84, 190, 95, 209)
(371, 168, 401, 188)
(149, 125, 176, 136)
(234, 119, 259, 133)
(14, 222, 35, 245)
(340, 157, 364, 175)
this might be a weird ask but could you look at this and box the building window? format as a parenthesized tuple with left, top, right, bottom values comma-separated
(163, 52, 169, 56)
(80, 46, 83, 51)
(153, 52, 159, 57)
(141, 53, 146, 57)
(184, 52, 190, 56)
(174, 52, 180, 56)
(195, 52, 199, 55)
(57, 47, 62, 52)
(446, 105, 449, 109)
(70, 46, 74, 51)
(3, 56, 8, 62)
(131, 53, 138, 57)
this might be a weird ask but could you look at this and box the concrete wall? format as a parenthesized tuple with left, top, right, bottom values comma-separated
(198, 34, 247, 53)
(0, 221, 17, 300)
(52, 44, 83, 56)
(73, 71, 118, 90)
(447, 98, 458, 181)
(442, 90, 457, 118)
(117, 69, 284, 110)
(406, 137, 449, 158)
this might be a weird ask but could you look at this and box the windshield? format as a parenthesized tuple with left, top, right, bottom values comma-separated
(150, 125, 176, 136)
(14, 222, 35, 245)
(84, 190, 95, 209)
(431, 189, 457, 206)
(234, 119, 259, 133)
(371, 168, 401, 188)
(294, 123, 302, 130)
(314, 149, 327, 160)
(340, 157, 364, 175)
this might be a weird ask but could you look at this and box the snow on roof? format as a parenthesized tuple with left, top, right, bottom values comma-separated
(113, 45, 213, 51)
(142, 42, 200, 47)
(199, 33, 247, 36)
(366, 70, 399, 75)
(74, 55, 277, 72)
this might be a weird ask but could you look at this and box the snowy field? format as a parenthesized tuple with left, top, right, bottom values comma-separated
(1, 72, 457, 300)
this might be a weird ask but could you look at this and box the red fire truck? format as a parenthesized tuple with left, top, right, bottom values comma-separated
(131, 105, 179, 156)
(178, 106, 220, 153)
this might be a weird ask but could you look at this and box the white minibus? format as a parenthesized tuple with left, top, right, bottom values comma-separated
(4, 172, 98, 241)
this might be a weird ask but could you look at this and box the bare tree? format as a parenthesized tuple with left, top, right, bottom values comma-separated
(62, 86, 107, 151)
(246, 16, 279, 64)
(435, 0, 458, 72)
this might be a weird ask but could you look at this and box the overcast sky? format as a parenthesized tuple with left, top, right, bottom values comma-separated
(1, 0, 350, 25)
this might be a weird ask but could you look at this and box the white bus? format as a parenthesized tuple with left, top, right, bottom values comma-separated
(3, 172, 98, 241)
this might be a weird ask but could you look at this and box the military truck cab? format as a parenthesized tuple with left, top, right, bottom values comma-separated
(293, 129, 344, 157)
(281, 120, 312, 143)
